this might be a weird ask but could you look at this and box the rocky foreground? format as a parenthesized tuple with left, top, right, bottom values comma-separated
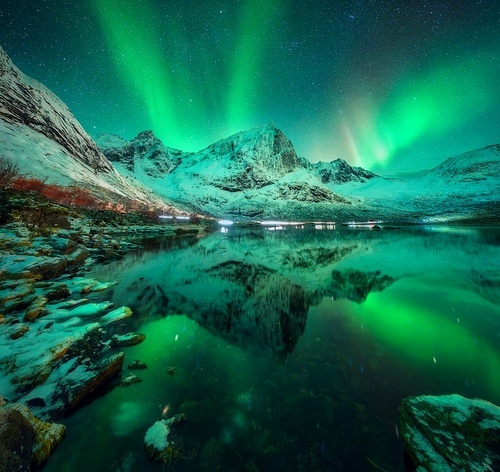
(398, 394, 500, 471)
(0, 189, 211, 469)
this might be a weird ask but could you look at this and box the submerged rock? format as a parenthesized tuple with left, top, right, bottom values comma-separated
(398, 394, 500, 471)
(128, 360, 147, 370)
(144, 414, 186, 465)
(120, 373, 143, 387)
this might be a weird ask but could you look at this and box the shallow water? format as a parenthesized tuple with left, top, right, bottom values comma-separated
(45, 225, 500, 471)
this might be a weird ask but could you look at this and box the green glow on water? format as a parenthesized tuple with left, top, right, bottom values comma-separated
(350, 288, 500, 402)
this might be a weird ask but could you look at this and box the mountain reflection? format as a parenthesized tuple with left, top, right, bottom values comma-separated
(93, 226, 500, 357)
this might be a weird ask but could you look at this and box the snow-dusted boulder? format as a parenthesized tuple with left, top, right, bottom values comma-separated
(144, 414, 186, 465)
(398, 394, 500, 471)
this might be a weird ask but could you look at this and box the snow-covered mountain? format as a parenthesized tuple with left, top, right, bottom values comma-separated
(96, 124, 374, 220)
(313, 159, 377, 184)
(98, 125, 499, 222)
(0, 45, 180, 211)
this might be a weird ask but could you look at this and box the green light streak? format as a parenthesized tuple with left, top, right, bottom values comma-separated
(345, 45, 498, 169)
(227, 0, 282, 131)
(90, 0, 178, 139)
(350, 291, 500, 401)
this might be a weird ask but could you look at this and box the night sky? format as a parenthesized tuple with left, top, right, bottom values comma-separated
(0, 0, 498, 173)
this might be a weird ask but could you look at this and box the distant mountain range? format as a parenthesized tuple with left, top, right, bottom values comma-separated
(1, 44, 499, 223)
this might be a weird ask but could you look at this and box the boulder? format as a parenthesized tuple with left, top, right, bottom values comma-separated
(127, 360, 147, 370)
(110, 332, 146, 348)
(144, 414, 186, 465)
(5, 404, 65, 469)
(398, 394, 500, 471)
(120, 373, 143, 387)
(0, 407, 34, 472)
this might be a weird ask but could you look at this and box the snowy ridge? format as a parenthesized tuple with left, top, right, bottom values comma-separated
(98, 125, 363, 220)
(0, 45, 183, 211)
(313, 159, 378, 184)
(0, 45, 111, 173)
(100, 126, 499, 222)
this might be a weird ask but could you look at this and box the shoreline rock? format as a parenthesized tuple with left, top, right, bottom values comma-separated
(398, 394, 500, 471)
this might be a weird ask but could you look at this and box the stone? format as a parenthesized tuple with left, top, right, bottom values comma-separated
(45, 284, 71, 301)
(9, 323, 30, 340)
(110, 332, 146, 348)
(23, 296, 48, 322)
(6, 404, 65, 469)
(144, 414, 186, 465)
(59, 352, 125, 415)
(127, 360, 147, 370)
(120, 373, 143, 387)
(0, 407, 34, 472)
(398, 394, 500, 472)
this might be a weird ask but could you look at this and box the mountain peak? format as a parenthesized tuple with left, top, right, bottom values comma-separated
(313, 158, 377, 184)
(134, 130, 158, 142)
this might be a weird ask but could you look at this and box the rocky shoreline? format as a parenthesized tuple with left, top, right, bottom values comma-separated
(0, 189, 212, 469)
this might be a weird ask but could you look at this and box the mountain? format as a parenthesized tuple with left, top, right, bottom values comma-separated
(98, 126, 499, 222)
(96, 125, 370, 221)
(424, 144, 500, 184)
(313, 159, 377, 184)
(0, 45, 179, 211)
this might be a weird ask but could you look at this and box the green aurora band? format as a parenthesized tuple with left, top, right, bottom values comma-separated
(90, 0, 283, 151)
(89, 0, 496, 166)
(344, 44, 498, 169)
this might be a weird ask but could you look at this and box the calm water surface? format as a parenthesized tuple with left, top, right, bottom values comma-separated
(45, 226, 500, 471)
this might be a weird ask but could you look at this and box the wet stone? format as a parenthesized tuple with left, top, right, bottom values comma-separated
(398, 394, 500, 471)
(127, 360, 147, 370)
(120, 373, 143, 387)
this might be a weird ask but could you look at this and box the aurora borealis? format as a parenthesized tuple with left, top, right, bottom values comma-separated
(0, 0, 498, 172)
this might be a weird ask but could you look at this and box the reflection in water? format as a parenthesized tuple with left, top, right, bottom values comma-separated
(45, 226, 500, 472)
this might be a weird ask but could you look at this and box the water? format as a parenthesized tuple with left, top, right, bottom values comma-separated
(45, 225, 500, 471)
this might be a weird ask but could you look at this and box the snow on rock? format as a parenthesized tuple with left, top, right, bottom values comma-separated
(144, 414, 186, 465)
(313, 158, 378, 184)
(109, 332, 146, 348)
(398, 394, 500, 471)
(100, 306, 133, 325)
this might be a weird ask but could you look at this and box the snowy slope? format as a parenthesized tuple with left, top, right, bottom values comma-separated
(0, 45, 182, 210)
(338, 144, 500, 222)
(313, 159, 378, 184)
(97, 125, 371, 220)
(0, 45, 112, 173)
(100, 124, 499, 222)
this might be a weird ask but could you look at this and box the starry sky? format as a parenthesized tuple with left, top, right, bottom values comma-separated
(0, 0, 498, 173)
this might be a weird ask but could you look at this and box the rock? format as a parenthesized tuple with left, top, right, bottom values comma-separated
(165, 366, 175, 376)
(6, 404, 65, 469)
(120, 373, 143, 387)
(32, 257, 68, 280)
(398, 394, 500, 472)
(0, 407, 34, 472)
(45, 284, 71, 301)
(58, 352, 125, 416)
(23, 296, 48, 322)
(9, 323, 30, 339)
(100, 306, 132, 325)
(127, 360, 147, 370)
(110, 332, 146, 348)
(144, 414, 186, 465)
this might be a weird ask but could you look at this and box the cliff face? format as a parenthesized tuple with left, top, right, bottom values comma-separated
(0, 45, 112, 174)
